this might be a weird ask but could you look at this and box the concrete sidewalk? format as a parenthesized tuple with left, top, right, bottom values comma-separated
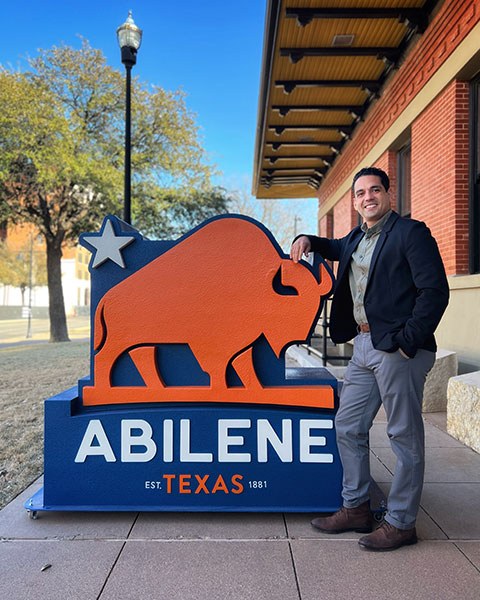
(1, 408, 479, 600)
(0, 315, 90, 346)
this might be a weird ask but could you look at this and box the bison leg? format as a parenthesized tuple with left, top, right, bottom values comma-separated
(231, 347, 263, 389)
(129, 346, 166, 388)
(92, 345, 117, 389)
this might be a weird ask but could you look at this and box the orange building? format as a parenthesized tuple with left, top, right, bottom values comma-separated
(0, 222, 90, 317)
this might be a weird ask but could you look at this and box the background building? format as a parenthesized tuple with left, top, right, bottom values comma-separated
(0, 223, 90, 318)
(254, 0, 480, 374)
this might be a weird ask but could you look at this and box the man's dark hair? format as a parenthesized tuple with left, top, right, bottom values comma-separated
(352, 167, 390, 192)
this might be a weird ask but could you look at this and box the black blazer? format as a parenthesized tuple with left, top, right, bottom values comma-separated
(306, 211, 449, 358)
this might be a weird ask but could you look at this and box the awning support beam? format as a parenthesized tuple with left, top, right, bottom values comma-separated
(285, 7, 428, 32)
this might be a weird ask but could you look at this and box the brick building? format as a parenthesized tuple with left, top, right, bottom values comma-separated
(0, 223, 90, 318)
(254, 0, 480, 373)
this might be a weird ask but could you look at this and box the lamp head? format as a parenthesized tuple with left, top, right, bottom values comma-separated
(117, 11, 142, 66)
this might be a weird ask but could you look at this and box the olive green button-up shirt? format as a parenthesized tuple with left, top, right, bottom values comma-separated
(349, 210, 392, 326)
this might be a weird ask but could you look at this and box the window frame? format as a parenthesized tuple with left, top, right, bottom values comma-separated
(397, 142, 412, 218)
(469, 75, 480, 274)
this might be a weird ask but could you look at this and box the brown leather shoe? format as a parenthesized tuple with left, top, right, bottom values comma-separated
(358, 521, 417, 551)
(311, 501, 373, 534)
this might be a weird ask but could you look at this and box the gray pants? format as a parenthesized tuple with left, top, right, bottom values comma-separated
(335, 332, 435, 530)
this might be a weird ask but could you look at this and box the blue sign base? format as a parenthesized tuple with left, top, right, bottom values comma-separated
(25, 368, 343, 513)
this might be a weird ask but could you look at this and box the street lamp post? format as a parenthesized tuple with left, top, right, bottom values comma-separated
(117, 11, 142, 224)
(293, 215, 301, 237)
(26, 233, 34, 339)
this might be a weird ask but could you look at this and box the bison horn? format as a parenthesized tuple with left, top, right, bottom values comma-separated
(280, 261, 332, 298)
(318, 263, 333, 296)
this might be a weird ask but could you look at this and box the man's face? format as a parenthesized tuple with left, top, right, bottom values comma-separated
(353, 175, 391, 227)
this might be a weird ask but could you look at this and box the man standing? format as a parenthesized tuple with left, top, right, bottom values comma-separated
(290, 167, 449, 551)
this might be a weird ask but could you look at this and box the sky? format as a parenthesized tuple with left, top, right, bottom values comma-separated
(1, 0, 318, 237)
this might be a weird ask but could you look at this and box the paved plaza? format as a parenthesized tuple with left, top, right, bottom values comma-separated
(0, 323, 479, 599)
(1, 407, 479, 599)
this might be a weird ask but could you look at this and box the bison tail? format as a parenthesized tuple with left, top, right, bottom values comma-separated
(93, 298, 107, 352)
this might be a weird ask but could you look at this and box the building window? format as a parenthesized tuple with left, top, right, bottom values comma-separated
(397, 143, 411, 217)
(470, 76, 480, 274)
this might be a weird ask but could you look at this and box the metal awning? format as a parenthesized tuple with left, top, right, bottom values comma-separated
(253, 0, 440, 199)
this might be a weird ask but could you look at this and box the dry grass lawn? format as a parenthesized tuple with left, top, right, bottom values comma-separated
(0, 340, 89, 508)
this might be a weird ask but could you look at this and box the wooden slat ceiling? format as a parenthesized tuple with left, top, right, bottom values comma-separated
(253, 0, 440, 199)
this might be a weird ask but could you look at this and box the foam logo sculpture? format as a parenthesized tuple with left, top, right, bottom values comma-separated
(26, 215, 343, 514)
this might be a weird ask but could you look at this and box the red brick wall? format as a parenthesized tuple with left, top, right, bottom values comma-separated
(374, 152, 398, 210)
(332, 191, 357, 238)
(319, 211, 333, 237)
(412, 80, 470, 275)
(319, 0, 479, 203)
(317, 0, 478, 276)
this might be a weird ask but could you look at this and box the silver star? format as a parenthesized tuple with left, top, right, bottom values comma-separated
(83, 219, 135, 268)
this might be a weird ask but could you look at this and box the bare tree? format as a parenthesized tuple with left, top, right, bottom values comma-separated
(226, 179, 316, 251)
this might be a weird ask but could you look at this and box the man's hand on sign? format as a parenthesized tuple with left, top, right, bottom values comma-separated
(290, 235, 311, 263)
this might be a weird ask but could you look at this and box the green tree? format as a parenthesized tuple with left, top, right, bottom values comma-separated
(134, 186, 232, 239)
(0, 40, 216, 341)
